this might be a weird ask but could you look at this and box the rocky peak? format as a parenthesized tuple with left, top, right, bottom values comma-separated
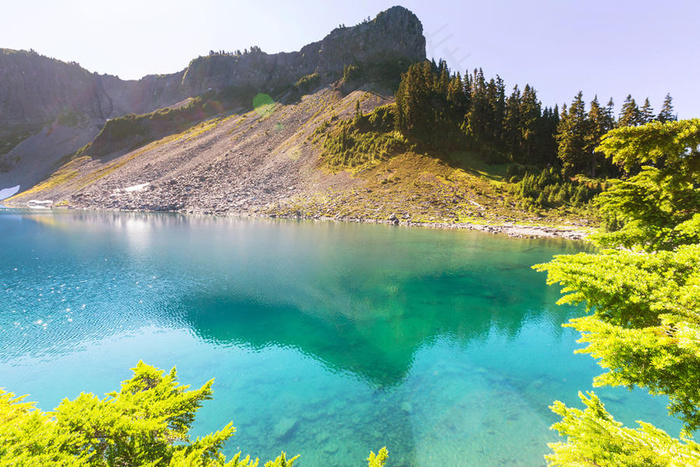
(180, 6, 426, 95)
(315, 5, 425, 75)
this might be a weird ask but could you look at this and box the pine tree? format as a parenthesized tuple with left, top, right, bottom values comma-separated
(503, 85, 523, 159)
(657, 93, 677, 123)
(487, 76, 506, 146)
(619, 94, 642, 127)
(604, 98, 616, 129)
(586, 96, 606, 177)
(446, 73, 468, 122)
(640, 97, 655, 123)
(537, 119, 700, 466)
(519, 84, 542, 163)
(556, 92, 589, 175)
(464, 68, 490, 150)
(395, 61, 430, 138)
(437, 60, 450, 96)
(533, 106, 559, 166)
(354, 100, 363, 125)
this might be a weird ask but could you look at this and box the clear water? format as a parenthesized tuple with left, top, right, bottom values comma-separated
(0, 210, 682, 466)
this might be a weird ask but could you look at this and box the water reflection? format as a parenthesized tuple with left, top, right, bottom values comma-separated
(1, 211, 579, 375)
(1, 211, 604, 466)
(177, 266, 573, 389)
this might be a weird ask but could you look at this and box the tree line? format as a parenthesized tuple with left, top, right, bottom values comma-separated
(394, 60, 677, 177)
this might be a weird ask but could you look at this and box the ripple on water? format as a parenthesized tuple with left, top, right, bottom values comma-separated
(0, 212, 683, 466)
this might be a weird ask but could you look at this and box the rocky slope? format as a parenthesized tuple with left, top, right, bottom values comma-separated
(0, 6, 424, 199)
(6, 87, 390, 213)
(4, 84, 590, 240)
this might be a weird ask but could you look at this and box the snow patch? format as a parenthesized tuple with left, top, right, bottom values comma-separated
(124, 183, 149, 193)
(0, 185, 20, 200)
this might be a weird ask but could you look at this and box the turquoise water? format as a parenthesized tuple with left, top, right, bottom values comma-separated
(0, 210, 682, 466)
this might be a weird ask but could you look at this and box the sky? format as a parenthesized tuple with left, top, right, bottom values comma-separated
(2, 0, 698, 118)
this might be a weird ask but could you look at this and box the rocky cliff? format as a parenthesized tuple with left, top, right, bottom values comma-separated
(180, 6, 425, 94)
(0, 6, 424, 198)
(0, 6, 424, 130)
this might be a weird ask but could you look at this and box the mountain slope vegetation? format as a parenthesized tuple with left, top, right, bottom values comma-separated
(0, 7, 680, 239)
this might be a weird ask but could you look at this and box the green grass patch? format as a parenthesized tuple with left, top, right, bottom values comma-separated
(315, 104, 411, 169)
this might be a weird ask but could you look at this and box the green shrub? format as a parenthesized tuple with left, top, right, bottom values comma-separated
(0, 362, 389, 467)
(512, 166, 602, 209)
(318, 105, 410, 169)
(294, 73, 321, 93)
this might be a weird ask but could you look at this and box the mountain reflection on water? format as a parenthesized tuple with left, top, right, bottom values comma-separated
(1, 210, 579, 378)
(177, 261, 572, 389)
(8, 211, 674, 466)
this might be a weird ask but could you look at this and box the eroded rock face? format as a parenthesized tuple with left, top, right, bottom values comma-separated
(0, 6, 425, 128)
(0, 51, 108, 124)
(181, 6, 426, 94)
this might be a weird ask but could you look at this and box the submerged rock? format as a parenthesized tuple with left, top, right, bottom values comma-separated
(273, 416, 299, 441)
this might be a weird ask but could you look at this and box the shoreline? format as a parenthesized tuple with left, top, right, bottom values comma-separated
(265, 213, 591, 240)
(3, 203, 592, 241)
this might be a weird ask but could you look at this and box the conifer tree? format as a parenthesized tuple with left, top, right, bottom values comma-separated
(584, 96, 616, 177)
(0, 363, 391, 466)
(586, 97, 604, 177)
(520, 84, 542, 163)
(503, 85, 523, 159)
(540, 105, 560, 166)
(556, 92, 589, 175)
(354, 100, 363, 125)
(487, 76, 506, 146)
(640, 97, 655, 123)
(604, 98, 616, 129)
(537, 119, 700, 466)
(657, 93, 677, 123)
(446, 72, 468, 122)
(619, 94, 642, 127)
(464, 68, 490, 150)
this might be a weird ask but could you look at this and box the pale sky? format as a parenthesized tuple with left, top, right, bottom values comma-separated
(2, 0, 698, 118)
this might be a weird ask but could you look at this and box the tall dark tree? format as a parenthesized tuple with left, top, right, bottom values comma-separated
(446, 73, 468, 121)
(487, 76, 506, 146)
(586, 96, 607, 177)
(539, 105, 560, 166)
(619, 95, 642, 127)
(640, 97, 655, 124)
(464, 68, 491, 151)
(657, 93, 677, 123)
(393, 59, 643, 171)
(604, 98, 616, 129)
(395, 61, 432, 139)
(556, 92, 589, 175)
(519, 84, 542, 162)
(503, 85, 523, 159)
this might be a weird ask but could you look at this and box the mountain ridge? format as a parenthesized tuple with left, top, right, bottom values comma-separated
(0, 6, 424, 129)
(0, 6, 424, 201)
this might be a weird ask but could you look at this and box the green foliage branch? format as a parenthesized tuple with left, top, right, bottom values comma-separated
(593, 119, 700, 250)
(0, 361, 389, 466)
(534, 119, 700, 465)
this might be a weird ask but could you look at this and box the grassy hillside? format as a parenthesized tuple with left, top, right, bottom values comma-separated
(264, 103, 599, 230)
(6, 85, 598, 234)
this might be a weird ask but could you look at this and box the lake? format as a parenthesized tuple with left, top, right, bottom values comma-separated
(0, 210, 681, 466)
